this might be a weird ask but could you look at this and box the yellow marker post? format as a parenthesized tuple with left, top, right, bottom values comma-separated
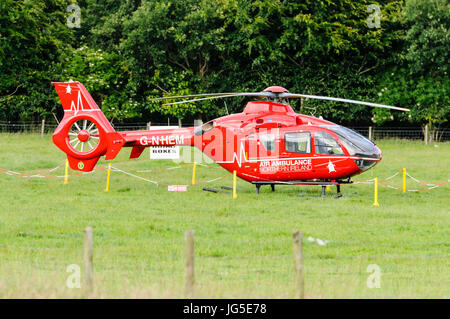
(402, 168, 406, 193)
(232, 170, 237, 199)
(373, 177, 379, 206)
(64, 159, 69, 185)
(326, 185, 331, 192)
(105, 163, 112, 192)
(192, 162, 197, 185)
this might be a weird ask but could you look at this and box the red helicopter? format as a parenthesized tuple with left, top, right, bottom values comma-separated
(52, 81, 409, 195)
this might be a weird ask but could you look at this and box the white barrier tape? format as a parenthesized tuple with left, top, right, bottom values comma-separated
(383, 170, 400, 181)
(354, 170, 400, 184)
(4, 163, 65, 178)
(112, 166, 226, 187)
(406, 184, 447, 192)
(53, 171, 95, 178)
(406, 172, 436, 186)
(134, 166, 182, 173)
(166, 166, 182, 170)
(204, 176, 226, 184)
(111, 167, 159, 185)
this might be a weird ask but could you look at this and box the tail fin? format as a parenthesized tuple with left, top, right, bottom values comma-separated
(53, 81, 101, 113)
(52, 81, 125, 172)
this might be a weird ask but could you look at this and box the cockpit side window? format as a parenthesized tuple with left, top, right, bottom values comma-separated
(285, 132, 311, 153)
(314, 131, 344, 155)
(259, 134, 275, 151)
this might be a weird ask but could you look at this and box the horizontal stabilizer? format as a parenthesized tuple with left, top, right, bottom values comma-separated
(130, 146, 146, 159)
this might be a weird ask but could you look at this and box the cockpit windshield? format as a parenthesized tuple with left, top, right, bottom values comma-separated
(321, 125, 379, 159)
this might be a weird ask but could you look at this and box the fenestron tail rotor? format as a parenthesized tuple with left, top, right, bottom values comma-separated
(67, 119, 100, 154)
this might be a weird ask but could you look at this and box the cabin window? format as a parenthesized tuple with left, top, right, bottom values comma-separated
(259, 134, 275, 151)
(285, 132, 311, 153)
(314, 131, 344, 155)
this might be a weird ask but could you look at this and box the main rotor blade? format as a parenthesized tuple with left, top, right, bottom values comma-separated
(280, 93, 410, 112)
(162, 92, 273, 106)
(149, 92, 239, 101)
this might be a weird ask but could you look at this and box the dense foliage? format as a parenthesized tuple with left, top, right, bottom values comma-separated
(0, 0, 448, 129)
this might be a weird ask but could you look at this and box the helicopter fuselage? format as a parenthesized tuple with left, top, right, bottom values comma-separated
(121, 100, 382, 183)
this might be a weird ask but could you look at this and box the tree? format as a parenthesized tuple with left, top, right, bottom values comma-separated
(0, 0, 447, 129)
(0, 0, 73, 121)
(376, 0, 450, 137)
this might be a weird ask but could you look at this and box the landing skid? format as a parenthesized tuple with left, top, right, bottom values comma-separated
(252, 180, 352, 197)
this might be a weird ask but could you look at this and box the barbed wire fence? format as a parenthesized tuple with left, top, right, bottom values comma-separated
(4, 225, 447, 298)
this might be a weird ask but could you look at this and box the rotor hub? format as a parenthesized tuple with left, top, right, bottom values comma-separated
(77, 129, 90, 142)
(263, 86, 289, 93)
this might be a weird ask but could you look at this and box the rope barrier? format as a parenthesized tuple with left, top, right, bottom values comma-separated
(354, 169, 449, 192)
(0, 162, 447, 192)
(0, 161, 226, 186)
(111, 166, 160, 185)
(0, 162, 65, 178)
(353, 169, 401, 184)
(110, 165, 227, 187)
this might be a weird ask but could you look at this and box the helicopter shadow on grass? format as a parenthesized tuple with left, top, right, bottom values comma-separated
(239, 184, 359, 199)
(292, 186, 359, 199)
(296, 191, 359, 199)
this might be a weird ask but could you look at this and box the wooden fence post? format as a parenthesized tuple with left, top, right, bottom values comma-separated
(84, 227, 93, 293)
(292, 230, 305, 299)
(424, 124, 429, 145)
(368, 126, 373, 141)
(146, 121, 151, 130)
(178, 118, 182, 128)
(185, 230, 195, 298)
(41, 119, 45, 137)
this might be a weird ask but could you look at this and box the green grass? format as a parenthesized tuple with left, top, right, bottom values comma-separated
(0, 133, 449, 298)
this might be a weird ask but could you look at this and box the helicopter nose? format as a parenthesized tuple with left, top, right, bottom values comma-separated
(375, 145, 382, 161)
(353, 144, 382, 171)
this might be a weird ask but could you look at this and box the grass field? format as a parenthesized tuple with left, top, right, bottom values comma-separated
(0, 133, 448, 298)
